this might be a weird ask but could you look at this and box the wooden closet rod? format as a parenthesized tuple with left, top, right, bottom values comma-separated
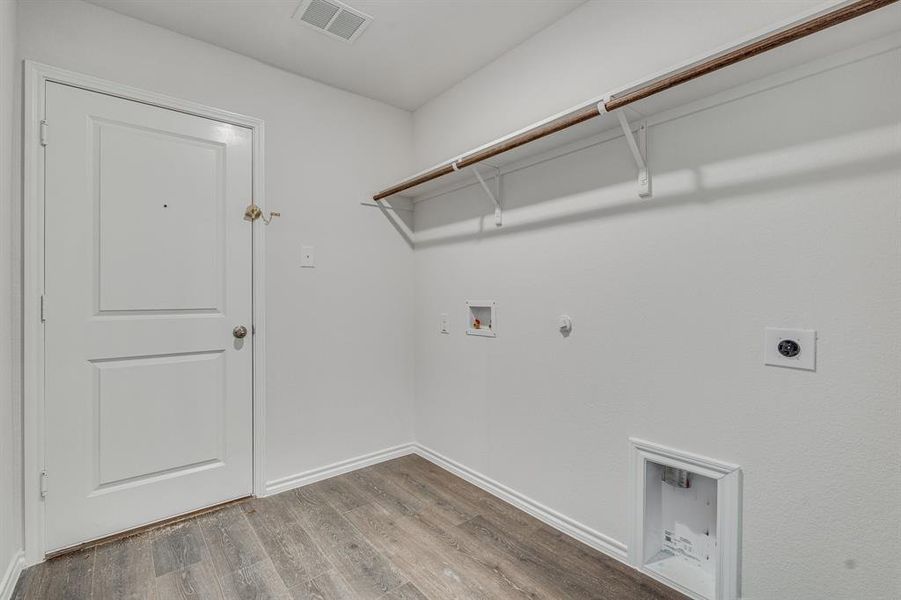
(374, 0, 896, 201)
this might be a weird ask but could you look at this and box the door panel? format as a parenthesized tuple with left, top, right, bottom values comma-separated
(44, 82, 253, 552)
(96, 120, 225, 313)
(92, 351, 225, 488)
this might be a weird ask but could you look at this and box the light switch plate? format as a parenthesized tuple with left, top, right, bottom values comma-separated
(765, 328, 816, 371)
(301, 245, 315, 268)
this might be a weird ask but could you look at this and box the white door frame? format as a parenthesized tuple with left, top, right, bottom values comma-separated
(23, 61, 267, 565)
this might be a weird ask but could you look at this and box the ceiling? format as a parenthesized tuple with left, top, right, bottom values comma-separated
(85, 0, 586, 110)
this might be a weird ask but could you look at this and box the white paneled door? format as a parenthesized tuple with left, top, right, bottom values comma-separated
(43, 82, 253, 552)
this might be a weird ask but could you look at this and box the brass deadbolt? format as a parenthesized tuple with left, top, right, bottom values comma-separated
(244, 204, 263, 221)
(244, 203, 280, 224)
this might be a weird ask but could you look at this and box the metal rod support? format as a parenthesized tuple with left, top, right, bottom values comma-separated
(615, 111, 646, 173)
(472, 165, 502, 227)
(612, 111, 651, 198)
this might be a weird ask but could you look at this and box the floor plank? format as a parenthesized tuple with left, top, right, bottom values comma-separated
(92, 533, 157, 600)
(20, 547, 96, 600)
(406, 507, 547, 599)
(13, 456, 687, 600)
(151, 520, 208, 577)
(307, 475, 371, 514)
(198, 504, 268, 578)
(155, 559, 223, 599)
(8, 566, 33, 600)
(289, 485, 408, 599)
(457, 515, 608, 599)
(385, 582, 430, 600)
(372, 459, 479, 526)
(479, 512, 685, 600)
(287, 569, 357, 600)
(346, 501, 511, 600)
(396, 455, 542, 533)
(350, 499, 544, 600)
(343, 466, 425, 517)
(242, 496, 331, 588)
(217, 559, 292, 600)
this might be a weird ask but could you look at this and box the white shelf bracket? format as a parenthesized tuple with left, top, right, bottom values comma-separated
(471, 164, 502, 227)
(600, 101, 652, 198)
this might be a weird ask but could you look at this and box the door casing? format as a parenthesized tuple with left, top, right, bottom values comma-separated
(22, 61, 268, 566)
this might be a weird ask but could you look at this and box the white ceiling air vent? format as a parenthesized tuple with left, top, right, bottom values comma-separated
(292, 0, 373, 44)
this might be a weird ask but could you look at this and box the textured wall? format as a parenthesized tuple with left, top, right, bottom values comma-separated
(413, 44, 901, 600)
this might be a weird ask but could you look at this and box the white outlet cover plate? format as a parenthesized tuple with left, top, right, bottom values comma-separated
(764, 328, 816, 371)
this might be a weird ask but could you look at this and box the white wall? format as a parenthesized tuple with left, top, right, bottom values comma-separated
(8, 3, 901, 600)
(0, 0, 23, 591)
(16, 0, 416, 498)
(413, 0, 823, 169)
(412, 37, 900, 600)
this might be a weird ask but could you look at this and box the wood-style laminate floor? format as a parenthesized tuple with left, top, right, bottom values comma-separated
(12, 454, 687, 600)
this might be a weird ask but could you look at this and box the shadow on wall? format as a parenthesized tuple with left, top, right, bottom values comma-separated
(412, 128, 899, 249)
(408, 52, 900, 248)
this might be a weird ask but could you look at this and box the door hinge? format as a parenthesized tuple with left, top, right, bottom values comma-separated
(40, 294, 46, 323)
(40, 470, 48, 498)
(39, 120, 48, 147)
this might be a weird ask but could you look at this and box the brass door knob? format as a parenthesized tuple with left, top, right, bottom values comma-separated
(233, 325, 248, 339)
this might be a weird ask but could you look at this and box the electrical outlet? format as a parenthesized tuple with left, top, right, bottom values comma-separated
(440, 313, 449, 334)
(764, 328, 816, 371)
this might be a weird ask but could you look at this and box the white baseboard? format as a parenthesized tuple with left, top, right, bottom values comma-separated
(412, 444, 629, 563)
(261, 441, 630, 568)
(0, 550, 25, 600)
(263, 443, 417, 496)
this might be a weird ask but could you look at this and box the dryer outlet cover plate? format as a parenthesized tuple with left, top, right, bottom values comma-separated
(765, 327, 816, 371)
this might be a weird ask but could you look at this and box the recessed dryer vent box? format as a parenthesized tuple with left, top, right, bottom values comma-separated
(630, 439, 742, 600)
(466, 301, 496, 337)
